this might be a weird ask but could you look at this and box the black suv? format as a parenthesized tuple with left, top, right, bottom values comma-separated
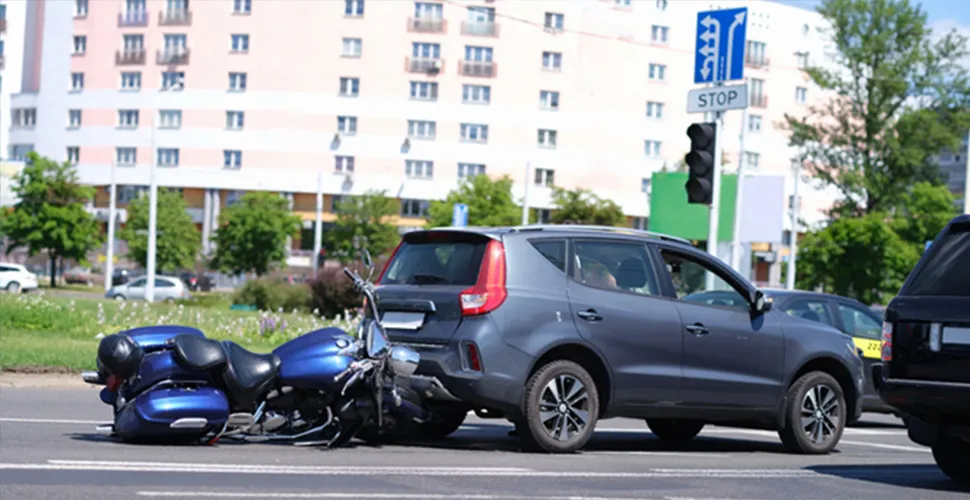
(376, 225, 864, 454)
(874, 214, 970, 483)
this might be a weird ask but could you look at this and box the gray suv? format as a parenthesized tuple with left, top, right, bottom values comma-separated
(375, 225, 864, 454)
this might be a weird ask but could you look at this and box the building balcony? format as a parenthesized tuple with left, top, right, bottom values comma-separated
(462, 21, 499, 37)
(115, 49, 146, 66)
(159, 9, 192, 26)
(745, 57, 770, 69)
(750, 95, 769, 108)
(459, 60, 496, 78)
(117, 10, 149, 27)
(0, 18, 7, 34)
(157, 48, 191, 65)
(406, 57, 443, 74)
(408, 17, 446, 33)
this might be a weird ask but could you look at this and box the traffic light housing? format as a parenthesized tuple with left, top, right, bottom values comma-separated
(684, 122, 717, 205)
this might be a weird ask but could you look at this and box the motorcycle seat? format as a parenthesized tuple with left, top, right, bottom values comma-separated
(220, 341, 282, 411)
(171, 334, 228, 371)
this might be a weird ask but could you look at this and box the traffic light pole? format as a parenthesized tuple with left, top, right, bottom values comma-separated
(705, 108, 725, 291)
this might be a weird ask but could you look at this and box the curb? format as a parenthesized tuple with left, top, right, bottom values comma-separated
(0, 372, 95, 389)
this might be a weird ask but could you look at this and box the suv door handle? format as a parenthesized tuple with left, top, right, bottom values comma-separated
(685, 323, 709, 336)
(577, 309, 603, 321)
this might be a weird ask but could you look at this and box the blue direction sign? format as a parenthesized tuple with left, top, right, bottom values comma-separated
(693, 7, 748, 84)
(452, 203, 468, 227)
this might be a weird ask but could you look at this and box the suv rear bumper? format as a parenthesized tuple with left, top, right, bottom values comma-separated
(872, 363, 970, 447)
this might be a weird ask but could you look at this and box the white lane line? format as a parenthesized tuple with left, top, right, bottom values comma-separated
(0, 417, 105, 425)
(138, 493, 661, 499)
(838, 440, 930, 453)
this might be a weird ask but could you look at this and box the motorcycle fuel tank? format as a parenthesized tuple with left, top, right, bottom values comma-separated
(274, 327, 357, 391)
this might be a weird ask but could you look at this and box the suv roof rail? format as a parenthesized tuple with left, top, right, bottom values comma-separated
(508, 224, 692, 244)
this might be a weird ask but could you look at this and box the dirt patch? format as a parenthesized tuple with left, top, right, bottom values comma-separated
(0, 371, 95, 388)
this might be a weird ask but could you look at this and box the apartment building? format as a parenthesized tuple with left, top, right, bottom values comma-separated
(5, 0, 838, 265)
(1, 0, 28, 159)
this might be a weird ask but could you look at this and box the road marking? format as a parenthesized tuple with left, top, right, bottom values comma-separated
(138, 493, 670, 499)
(0, 417, 104, 425)
(838, 440, 930, 453)
(0, 460, 827, 478)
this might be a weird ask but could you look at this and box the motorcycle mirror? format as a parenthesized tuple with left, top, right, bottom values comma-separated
(361, 249, 373, 269)
(365, 319, 390, 359)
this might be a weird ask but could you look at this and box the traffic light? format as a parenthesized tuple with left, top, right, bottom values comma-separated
(684, 122, 717, 205)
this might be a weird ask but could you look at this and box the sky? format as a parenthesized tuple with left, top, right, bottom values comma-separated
(772, 0, 970, 39)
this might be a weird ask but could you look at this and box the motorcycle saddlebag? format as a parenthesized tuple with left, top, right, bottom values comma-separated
(97, 333, 144, 380)
(114, 386, 230, 441)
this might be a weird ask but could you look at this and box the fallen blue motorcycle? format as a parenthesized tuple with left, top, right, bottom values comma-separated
(82, 253, 427, 447)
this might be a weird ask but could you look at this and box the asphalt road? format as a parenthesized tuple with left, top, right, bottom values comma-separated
(1, 386, 966, 500)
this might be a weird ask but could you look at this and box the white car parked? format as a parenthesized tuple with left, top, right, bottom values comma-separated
(0, 263, 40, 293)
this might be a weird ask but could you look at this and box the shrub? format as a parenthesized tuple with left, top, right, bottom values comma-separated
(308, 266, 361, 320)
(176, 291, 233, 309)
(232, 277, 312, 313)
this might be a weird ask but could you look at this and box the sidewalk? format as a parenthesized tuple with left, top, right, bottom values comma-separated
(0, 372, 95, 389)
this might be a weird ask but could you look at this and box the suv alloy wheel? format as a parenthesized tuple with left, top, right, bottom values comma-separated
(778, 371, 846, 454)
(517, 360, 599, 453)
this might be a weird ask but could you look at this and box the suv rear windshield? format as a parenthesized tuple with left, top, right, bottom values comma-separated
(380, 234, 489, 286)
(905, 220, 970, 297)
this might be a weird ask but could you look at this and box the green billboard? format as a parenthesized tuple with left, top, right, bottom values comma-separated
(647, 172, 737, 242)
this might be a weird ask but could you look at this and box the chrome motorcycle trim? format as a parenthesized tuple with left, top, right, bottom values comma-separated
(251, 406, 335, 443)
(95, 424, 115, 435)
(170, 417, 209, 429)
(388, 346, 420, 377)
(394, 342, 447, 350)
(81, 371, 103, 384)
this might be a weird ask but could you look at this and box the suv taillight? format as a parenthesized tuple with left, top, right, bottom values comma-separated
(881, 321, 893, 362)
(460, 239, 507, 316)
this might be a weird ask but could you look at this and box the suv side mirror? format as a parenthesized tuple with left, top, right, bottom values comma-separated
(752, 290, 773, 314)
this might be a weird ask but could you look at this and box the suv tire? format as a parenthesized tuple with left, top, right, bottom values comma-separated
(778, 371, 846, 454)
(517, 360, 599, 453)
(647, 419, 705, 445)
(417, 407, 468, 439)
(932, 437, 970, 483)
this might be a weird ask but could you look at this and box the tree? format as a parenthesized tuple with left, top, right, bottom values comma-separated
(0, 152, 102, 287)
(891, 181, 959, 246)
(119, 188, 201, 273)
(325, 190, 400, 262)
(427, 174, 522, 227)
(550, 187, 626, 226)
(210, 191, 301, 276)
(785, 0, 970, 217)
(796, 213, 920, 305)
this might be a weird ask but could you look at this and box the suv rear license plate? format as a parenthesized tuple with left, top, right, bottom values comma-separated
(381, 311, 426, 331)
(943, 326, 970, 346)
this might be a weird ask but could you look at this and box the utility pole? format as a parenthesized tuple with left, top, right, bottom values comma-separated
(104, 162, 117, 292)
(730, 105, 749, 273)
(786, 159, 801, 290)
(312, 169, 324, 279)
(521, 162, 531, 225)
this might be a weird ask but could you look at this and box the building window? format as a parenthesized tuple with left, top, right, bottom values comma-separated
(796, 87, 807, 103)
(614, 0, 631, 6)
(225, 191, 245, 207)
(8, 145, 35, 161)
(538, 129, 557, 148)
(70, 72, 85, 91)
(339, 77, 360, 97)
(73, 35, 87, 55)
(345, 0, 364, 17)
(400, 199, 430, 218)
(405, 160, 434, 179)
(123, 33, 144, 52)
(460, 123, 488, 143)
(641, 178, 651, 194)
(231, 34, 250, 52)
(750, 78, 766, 106)
(335, 155, 355, 173)
(542, 51, 562, 71)
(408, 120, 436, 140)
(796, 52, 809, 69)
(12, 108, 36, 128)
(162, 71, 185, 90)
(535, 168, 555, 187)
(544, 12, 564, 31)
(229, 72, 247, 91)
(118, 110, 139, 128)
(748, 114, 762, 132)
(458, 163, 485, 180)
(157, 148, 180, 167)
(224, 150, 242, 169)
(645, 140, 662, 158)
(645, 101, 664, 119)
(341, 38, 362, 57)
(462, 84, 490, 104)
(746, 41, 767, 66)
(410, 81, 438, 100)
(116, 147, 137, 166)
(121, 72, 142, 90)
(744, 152, 760, 170)
(68, 110, 82, 128)
(648, 64, 666, 81)
(540, 90, 559, 110)
(337, 116, 357, 135)
(159, 110, 182, 129)
(233, 0, 251, 14)
(226, 111, 244, 130)
(75, 0, 88, 17)
(66, 147, 80, 164)
(651, 25, 668, 43)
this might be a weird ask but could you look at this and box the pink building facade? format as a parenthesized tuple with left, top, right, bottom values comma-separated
(6, 0, 840, 259)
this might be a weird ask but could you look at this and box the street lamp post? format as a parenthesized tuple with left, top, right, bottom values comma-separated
(104, 162, 117, 293)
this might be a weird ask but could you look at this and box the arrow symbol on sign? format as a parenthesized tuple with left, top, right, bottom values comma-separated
(698, 16, 720, 82)
(700, 31, 717, 43)
(724, 11, 746, 81)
